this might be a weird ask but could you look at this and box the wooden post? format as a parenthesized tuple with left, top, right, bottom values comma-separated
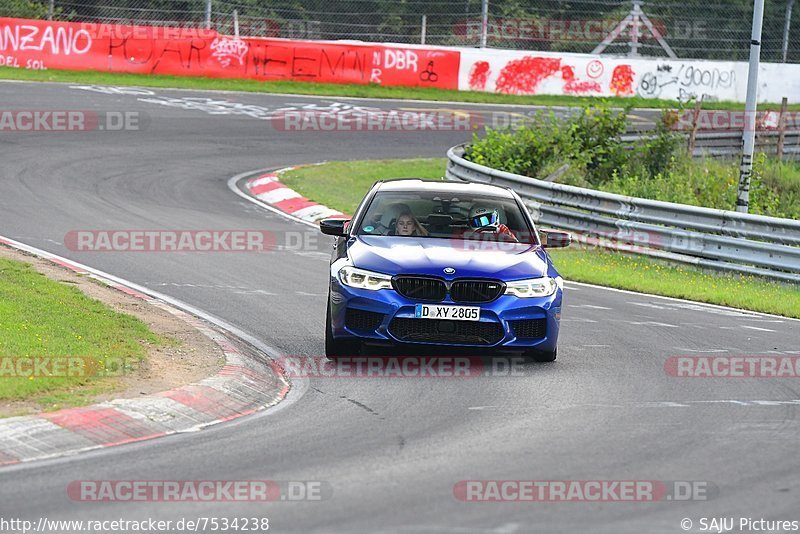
(687, 97, 703, 156)
(777, 96, 788, 160)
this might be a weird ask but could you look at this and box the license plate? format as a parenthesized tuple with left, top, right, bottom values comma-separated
(414, 304, 480, 321)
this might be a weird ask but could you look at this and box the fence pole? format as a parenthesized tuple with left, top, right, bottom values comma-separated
(629, 0, 641, 57)
(47, 0, 54, 20)
(737, 0, 766, 213)
(421, 15, 427, 45)
(777, 97, 789, 160)
(687, 97, 703, 155)
(480, 0, 489, 48)
(783, 0, 795, 62)
(205, 0, 212, 30)
(234, 10, 239, 38)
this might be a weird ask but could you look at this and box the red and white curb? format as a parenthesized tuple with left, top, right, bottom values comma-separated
(246, 167, 350, 223)
(0, 235, 290, 466)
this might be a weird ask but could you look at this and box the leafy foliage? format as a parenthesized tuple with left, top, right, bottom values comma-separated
(0, 0, 50, 18)
(464, 103, 800, 219)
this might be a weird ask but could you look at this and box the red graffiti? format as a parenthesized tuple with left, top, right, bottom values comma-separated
(468, 61, 491, 90)
(610, 64, 634, 96)
(495, 56, 561, 95)
(586, 60, 604, 78)
(564, 80, 601, 95)
(0, 17, 460, 90)
(560, 65, 601, 95)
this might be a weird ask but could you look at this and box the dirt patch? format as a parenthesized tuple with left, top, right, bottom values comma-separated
(0, 246, 225, 417)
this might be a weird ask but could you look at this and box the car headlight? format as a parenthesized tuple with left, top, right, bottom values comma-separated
(504, 277, 559, 298)
(338, 266, 393, 291)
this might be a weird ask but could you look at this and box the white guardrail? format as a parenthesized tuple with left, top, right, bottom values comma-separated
(446, 144, 800, 284)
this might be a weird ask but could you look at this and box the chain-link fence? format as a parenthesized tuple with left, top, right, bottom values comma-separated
(3, 0, 799, 62)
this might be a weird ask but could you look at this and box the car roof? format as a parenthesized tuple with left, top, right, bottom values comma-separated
(375, 178, 515, 198)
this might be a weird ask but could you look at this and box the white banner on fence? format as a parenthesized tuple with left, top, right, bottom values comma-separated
(458, 48, 800, 103)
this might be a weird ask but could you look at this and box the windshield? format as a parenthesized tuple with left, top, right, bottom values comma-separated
(356, 191, 537, 244)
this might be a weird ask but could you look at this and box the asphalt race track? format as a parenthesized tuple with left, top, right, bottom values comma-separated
(0, 81, 798, 533)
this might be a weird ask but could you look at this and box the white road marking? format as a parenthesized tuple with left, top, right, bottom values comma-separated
(232, 289, 278, 296)
(561, 318, 598, 323)
(583, 344, 611, 348)
(661, 301, 761, 318)
(740, 325, 777, 332)
(569, 304, 612, 310)
(628, 302, 667, 310)
(630, 321, 679, 328)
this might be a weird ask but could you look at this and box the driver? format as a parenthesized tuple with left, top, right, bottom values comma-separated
(468, 206, 518, 242)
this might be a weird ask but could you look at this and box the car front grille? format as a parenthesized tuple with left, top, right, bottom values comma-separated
(345, 308, 385, 331)
(510, 318, 547, 339)
(450, 280, 505, 303)
(388, 318, 504, 345)
(393, 276, 505, 303)
(393, 276, 447, 301)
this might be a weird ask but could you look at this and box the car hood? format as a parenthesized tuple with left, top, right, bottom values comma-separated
(347, 236, 549, 280)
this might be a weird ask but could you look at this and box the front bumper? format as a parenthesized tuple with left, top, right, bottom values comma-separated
(329, 275, 562, 352)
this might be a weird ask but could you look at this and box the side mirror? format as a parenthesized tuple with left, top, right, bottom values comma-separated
(539, 229, 571, 248)
(320, 218, 350, 237)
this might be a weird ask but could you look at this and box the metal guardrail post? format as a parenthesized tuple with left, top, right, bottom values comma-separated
(687, 97, 703, 155)
(778, 97, 789, 161)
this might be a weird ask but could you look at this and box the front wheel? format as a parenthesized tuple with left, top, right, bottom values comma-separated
(523, 348, 557, 363)
(325, 300, 361, 360)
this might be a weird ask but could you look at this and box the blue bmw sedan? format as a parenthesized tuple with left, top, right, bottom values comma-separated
(320, 179, 571, 362)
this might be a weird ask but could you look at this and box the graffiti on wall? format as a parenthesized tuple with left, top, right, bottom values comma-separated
(464, 53, 632, 97)
(0, 18, 460, 90)
(457, 50, 773, 102)
(636, 63, 736, 100)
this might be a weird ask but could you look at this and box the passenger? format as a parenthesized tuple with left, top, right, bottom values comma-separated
(395, 210, 429, 236)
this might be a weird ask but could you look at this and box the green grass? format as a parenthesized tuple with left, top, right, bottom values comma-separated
(2, 66, 798, 110)
(0, 257, 166, 411)
(282, 159, 446, 214)
(599, 155, 800, 220)
(548, 248, 800, 317)
(280, 158, 800, 318)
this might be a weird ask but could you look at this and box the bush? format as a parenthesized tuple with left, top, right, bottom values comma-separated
(464, 103, 799, 218)
(464, 103, 682, 186)
(0, 0, 50, 18)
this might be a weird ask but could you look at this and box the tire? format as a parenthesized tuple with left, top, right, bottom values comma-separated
(523, 348, 557, 363)
(325, 300, 361, 360)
